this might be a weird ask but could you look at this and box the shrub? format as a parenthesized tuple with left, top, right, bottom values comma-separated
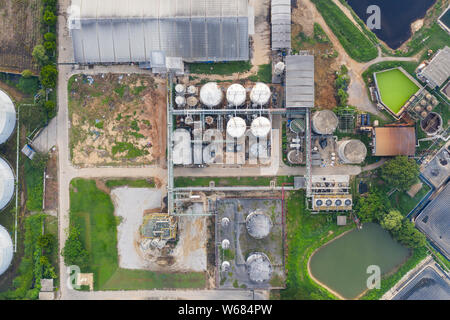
(62, 225, 89, 270)
(381, 156, 420, 192)
(43, 10, 57, 26)
(32, 44, 49, 66)
(40, 65, 58, 88)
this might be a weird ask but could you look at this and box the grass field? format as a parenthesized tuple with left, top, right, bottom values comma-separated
(105, 179, 155, 189)
(69, 179, 206, 290)
(188, 61, 252, 75)
(174, 176, 295, 188)
(375, 68, 420, 114)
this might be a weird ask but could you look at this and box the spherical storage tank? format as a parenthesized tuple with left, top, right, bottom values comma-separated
(246, 252, 273, 283)
(226, 117, 246, 138)
(0, 89, 17, 144)
(338, 140, 367, 164)
(0, 157, 14, 211)
(200, 82, 223, 107)
(226, 84, 246, 107)
(250, 83, 271, 106)
(246, 210, 273, 239)
(0, 225, 13, 276)
(251, 117, 271, 138)
(312, 110, 338, 135)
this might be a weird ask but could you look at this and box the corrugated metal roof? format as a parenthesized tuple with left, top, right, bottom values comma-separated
(285, 55, 315, 108)
(70, 0, 249, 63)
(373, 127, 416, 156)
(0, 90, 17, 145)
(419, 46, 450, 88)
(271, 0, 291, 49)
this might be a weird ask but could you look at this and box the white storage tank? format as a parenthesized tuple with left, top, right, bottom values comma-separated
(187, 85, 198, 95)
(0, 157, 14, 211)
(175, 84, 186, 95)
(312, 110, 338, 135)
(226, 84, 247, 107)
(250, 117, 271, 138)
(0, 89, 17, 145)
(186, 96, 198, 108)
(250, 82, 271, 106)
(274, 61, 285, 75)
(0, 225, 13, 276)
(249, 143, 269, 159)
(226, 117, 247, 138)
(175, 95, 186, 107)
(200, 82, 223, 107)
(337, 140, 367, 164)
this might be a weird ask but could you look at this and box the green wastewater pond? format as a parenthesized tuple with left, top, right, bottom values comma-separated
(309, 223, 410, 299)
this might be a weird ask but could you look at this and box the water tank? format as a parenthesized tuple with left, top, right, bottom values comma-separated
(421, 112, 443, 136)
(175, 84, 186, 95)
(221, 261, 231, 272)
(414, 105, 423, 113)
(226, 84, 246, 107)
(249, 143, 269, 159)
(245, 210, 272, 239)
(226, 117, 246, 138)
(426, 93, 432, 100)
(338, 140, 367, 164)
(250, 117, 271, 138)
(287, 150, 303, 164)
(250, 82, 271, 106)
(312, 110, 338, 135)
(426, 105, 433, 112)
(175, 95, 186, 107)
(0, 225, 13, 276)
(274, 62, 285, 75)
(221, 239, 230, 249)
(420, 99, 427, 106)
(221, 217, 230, 228)
(0, 89, 17, 145)
(187, 85, 198, 95)
(186, 96, 198, 108)
(289, 119, 305, 134)
(246, 252, 272, 283)
(0, 157, 14, 211)
(421, 111, 428, 118)
(200, 82, 223, 107)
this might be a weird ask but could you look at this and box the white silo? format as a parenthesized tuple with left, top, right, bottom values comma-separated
(226, 84, 247, 107)
(250, 82, 271, 106)
(0, 89, 17, 145)
(175, 84, 186, 95)
(246, 252, 273, 283)
(175, 95, 186, 107)
(186, 96, 198, 108)
(274, 62, 285, 76)
(250, 117, 271, 138)
(226, 117, 246, 138)
(246, 210, 272, 239)
(221, 239, 230, 249)
(337, 140, 367, 164)
(312, 110, 338, 135)
(187, 85, 198, 95)
(200, 82, 223, 107)
(0, 157, 14, 211)
(0, 225, 13, 276)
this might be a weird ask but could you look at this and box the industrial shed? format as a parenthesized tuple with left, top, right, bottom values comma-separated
(418, 46, 450, 88)
(69, 0, 250, 64)
(372, 127, 416, 156)
(271, 0, 291, 50)
(285, 55, 315, 108)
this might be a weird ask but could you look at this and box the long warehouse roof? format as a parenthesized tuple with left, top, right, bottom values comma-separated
(419, 46, 450, 88)
(271, 0, 291, 50)
(285, 55, 315, 108)
(373, 127, 416, 156)
(69, 0, 250, 63)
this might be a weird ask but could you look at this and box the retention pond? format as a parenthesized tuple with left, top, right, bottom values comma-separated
(309, 223, 410, 299)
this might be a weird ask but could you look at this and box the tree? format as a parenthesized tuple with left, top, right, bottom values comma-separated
(381, 156, 420, 192)
(21, 69, 33, 79)
(354, 191, 387, 222)
(40, 65, 58, 88)
(44, 32, 56, 42)
(43, 10, 57, 26)
(32, 45, 48, 66)
(37, 234, 55, 251)
(380, 210, 403, 233)
(62, 225, 89, 270)
(44, 41, 56, 52)
(396, 220, 427, 249)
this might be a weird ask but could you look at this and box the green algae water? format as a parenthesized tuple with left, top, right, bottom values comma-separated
(309, 223, 410, 299)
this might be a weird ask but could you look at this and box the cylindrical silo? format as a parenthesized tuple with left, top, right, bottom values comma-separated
(186, 96, 198, 108)
(0, 157, 14, 211)
(226, 117, 246, 138)
(337, 140, 367, 164)
(0, 89, 17, 145)
(274, 62, 285, 76)
(250, 82, 271, 106)
(175, 95, 186, 107)
(200, 82, 223, 107)
(250, 117, 271, 138)
(246, 252, 272, 283)
(226, 84, 247, 107)
(312, 110, 338, 135)
(175, 84, 186, 95)
(287, 150, 303, 164)
(187, 85, 198, 95)
(246, 210, 272, 239)
(0, 225, 13, 276)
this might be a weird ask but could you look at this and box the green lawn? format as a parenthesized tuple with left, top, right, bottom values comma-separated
(174, 176, 295, 188)
(188, 61, 252, 75)
(69, 178, 206, 290)
(105, 179, 155, 189)
(375, 68, 420, 114)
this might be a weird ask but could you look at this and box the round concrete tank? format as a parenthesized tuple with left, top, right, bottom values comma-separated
(250, 117, 271, 138)
(0, 225, 13, 276)
(175, 84, 186, 95)
(221, 239, 230, 249)
(226, 84, 246, 107)
(421, 111, 428, 118)
(289, 119, 306, 134)
(432, 98, 439, 106)
(200, 82, 223, 107)
(426, 105, 433, 112)
(187, 85, 198, 95)
(288, 150, 303, 164)
(421, 112, 442, 136)
(250, 82, 271, 106)
(221, 217, 230, 228)
(312, 110, 338, 135)
(226, 117, 246, 138)
(246, 210, 272, 239)
(414, 105, 423, 113)
(221, 261, 231, 272)
(426, 93, 432, 100)
(186, 96, 198, 108)
(420, 99, 427, 106)
(0, 89, 17, 145)
(338, 140, 367, 164)
(175, 95, 186, 107)
(249, 143, 268, 159)
(274, 62, 285, 75)
(246, 252, 272, 283)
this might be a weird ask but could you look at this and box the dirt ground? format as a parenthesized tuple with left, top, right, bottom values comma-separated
(0, 0, 41, 73)
(292, 2, 339, 109)
(69, 73, 167, 167)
